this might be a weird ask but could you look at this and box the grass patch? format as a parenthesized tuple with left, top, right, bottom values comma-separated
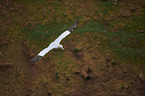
(102, 29, 145, 65)
(124, 15, 145, 31)
(77, 20, 145, 65)
(97, 1, 115, 16)
(25, 19, 145, 65)
(75, 20, 108, 34)
(23, 0, 144, 67)
(25, 22, 73, 50)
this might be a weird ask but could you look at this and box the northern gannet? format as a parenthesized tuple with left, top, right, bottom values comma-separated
(30, 20, 79, 62)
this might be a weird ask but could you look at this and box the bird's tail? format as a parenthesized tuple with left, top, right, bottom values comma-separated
(68, 20, 79, 32)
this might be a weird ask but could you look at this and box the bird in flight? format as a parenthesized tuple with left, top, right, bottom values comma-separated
(30, 20, 79, 62)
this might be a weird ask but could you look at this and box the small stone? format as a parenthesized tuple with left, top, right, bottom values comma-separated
(0, 62, 13, 67)
(0, 52, 1, 55)
(97, 41, 101, 45)
(120, 10, 131, 18)
(139, 73, 143, 79)
(65, 3, 69, 5)
(81, 71, 91, 80)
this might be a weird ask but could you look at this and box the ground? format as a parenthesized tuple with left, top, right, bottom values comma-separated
(0, 0, 145, 96)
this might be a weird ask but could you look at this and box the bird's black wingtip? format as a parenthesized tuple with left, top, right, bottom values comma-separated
(76, 19, 79, 24)
(30, 55, 42, 63)
(74, 19, 79, 27)
(68, 19, 79, 32)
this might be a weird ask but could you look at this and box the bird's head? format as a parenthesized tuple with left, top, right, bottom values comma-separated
(58, 44, 64, 50)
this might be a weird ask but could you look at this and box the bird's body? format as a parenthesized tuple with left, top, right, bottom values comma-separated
(30, 20, 79, 62)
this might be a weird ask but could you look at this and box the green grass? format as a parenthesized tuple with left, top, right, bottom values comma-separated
(22, 0, 144, 67)
(76, 20, 144, 65)
(103, 29, 144, 64)
(97, 1, 115, 15)
(75, 20, 108, 34)
(1, 0, 145, 96)
(25, 17, 145, 65)
(25, 22, 71, 49)
(124, 16, 145, 31)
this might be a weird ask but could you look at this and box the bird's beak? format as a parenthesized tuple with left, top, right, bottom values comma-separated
(61, 47, 64, 50)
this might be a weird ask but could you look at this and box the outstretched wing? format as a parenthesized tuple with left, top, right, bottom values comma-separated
(53, 30, 70, 44)
(38, 44, 55, 57)
(54, 20, 79, 44)
(30, 55, 42, 63)
(30, 44, 55, 62)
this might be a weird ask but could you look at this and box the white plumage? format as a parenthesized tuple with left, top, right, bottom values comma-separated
(38, 30, 70, 57)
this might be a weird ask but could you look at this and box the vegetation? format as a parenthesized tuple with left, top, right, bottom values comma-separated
(0, 0, 145, 96)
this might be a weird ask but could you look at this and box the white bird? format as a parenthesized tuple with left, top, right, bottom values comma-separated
(30, 20, 79, 62)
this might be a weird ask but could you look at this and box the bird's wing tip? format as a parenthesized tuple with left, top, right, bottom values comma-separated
(30, 55, 42, 63)
(68, 19, 79, 32)
(75, 19, 79, 25)
(76, 19, 79, 23)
